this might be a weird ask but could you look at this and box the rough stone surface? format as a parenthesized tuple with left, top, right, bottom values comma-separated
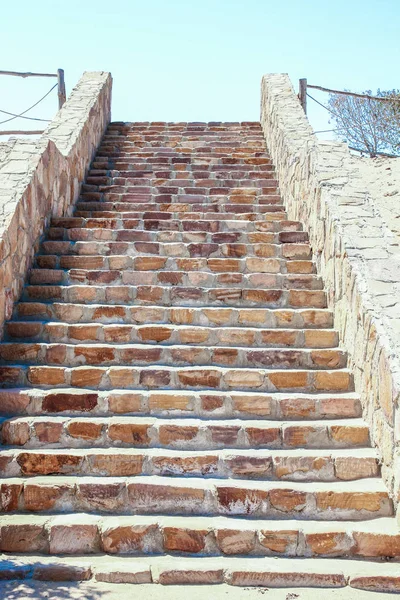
(261, 74, 400, 511)
(0, 71, 112, 337)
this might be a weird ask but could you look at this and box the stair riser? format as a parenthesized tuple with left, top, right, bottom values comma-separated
(30, 271, 321, 290)
(1, 420, 369, 451)
(21, 286, 327, 308)
(5, 324, 337, 349)
(0, 480, 391, 520)
(47, 229, 306, 245)
(13, 304, 334, 329)
(51, 218, 302, 233)
(40, 238, 311, 256)
(1, 521, 397, 559)
(0, 366, 353, 393)
(0, 344, 347, 370)
(0, 390, 361, 420)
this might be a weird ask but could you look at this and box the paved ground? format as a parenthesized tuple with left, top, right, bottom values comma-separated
(0, 582, 399, 600)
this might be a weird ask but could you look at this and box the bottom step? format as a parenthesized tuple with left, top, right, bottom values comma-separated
(1, 555, 399, 592)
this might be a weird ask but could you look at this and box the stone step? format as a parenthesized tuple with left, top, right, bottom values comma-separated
(92, 156, 274, 167)
(0, 417, 369, 451)
(80, 192, 282, 204)
(0, 388, 361, 420)
(30, 269, 320, 290)
(1, 553, 399, 589)
(0, 448, 378, 480)
(0, 342, 347, 370)
(88, 165, 276, 176)
(35, 251, 314, 269)
(0, 475, 391, 519)
(75, 202, 282, 214)
(1, 514, 398, 559)
(85, 173, 279, 185)
(5, 322, 338, 348)
(47, 227, 307, 245)
(39, 240, 311, 259)
(13, 303, 334, 329)
(21, 285, 327, 308)
(74, 210, 288, 222)
(51, 216, 300, 233)
(0, 365, 353, 392)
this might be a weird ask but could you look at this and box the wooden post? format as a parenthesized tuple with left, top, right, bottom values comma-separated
(57, 69, 66, 109)
(299, 78, 307, 114)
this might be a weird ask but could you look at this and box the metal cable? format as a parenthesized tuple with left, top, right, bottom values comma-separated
(0, 83, 57, 125)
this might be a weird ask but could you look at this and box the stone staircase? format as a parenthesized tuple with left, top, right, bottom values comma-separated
(0, 121, 399, 591)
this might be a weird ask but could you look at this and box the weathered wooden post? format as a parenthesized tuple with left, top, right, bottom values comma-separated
(57, 69, 66, 109)
(299, 78, 307, 114)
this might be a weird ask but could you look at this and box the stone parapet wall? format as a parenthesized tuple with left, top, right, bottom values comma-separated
(0, 71, 112, 335)
(261, 74, 400, 512)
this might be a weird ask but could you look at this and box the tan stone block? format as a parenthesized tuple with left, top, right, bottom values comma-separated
(67, 421, 103, 440)
(49, 523, 99, 554)
(305, 531, 354, 556)
(28, 366, 66, 386)
(102, 524, 160, 554)
(269, 489, 307, 512)
(158, 424, 198, 445)
(71, 367, 104, 388)
(17, 452, 82, 475)
(152, 455, 218, 476)
(108, 423, 150, 445)
(314, 371, 351, 391)
(216, 528, 255, 554)
(224, 370, 264, 389)
(0, 524, 47, 552)
(259, 530, 298, 554)
(330, 425, 369, 446)
(148, 393, 191, 411)
(1, 421, 30, 445)
(316, 491, 387, 512)
(34, 421, 63, 443)
(90, 453, 143, 476)
(269, 371, 308, 390)
(353, 532, 400, 558)
(163, 527, 207, 553)
(108, 367, 137, 388)
(108, 393, 143, 413)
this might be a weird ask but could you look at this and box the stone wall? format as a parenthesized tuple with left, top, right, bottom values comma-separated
(260, 74, 400, 514)
(0, 71, 112, 335)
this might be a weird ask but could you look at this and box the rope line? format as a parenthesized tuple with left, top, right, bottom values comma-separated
(0, 83, 57, 126)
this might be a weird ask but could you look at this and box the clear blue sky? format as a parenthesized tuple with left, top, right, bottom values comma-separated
(0, 0, 398, 138)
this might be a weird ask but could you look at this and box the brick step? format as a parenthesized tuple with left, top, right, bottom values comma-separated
(0, 365, 353, 392)
(0, 388, 362, 420)
(51, 217, 302, 233)
(0, 476, 391, 519)
(3, 514, 399, 560)
(21, 285, 327, 308)
(30, 269, 320, 289)
(1, 417, 368, 451)
(1, 447, 378, 481)
(1, 553, 399, 589)
(39, 240, 311, 259)
(74, 210, 288, 222)
(47, 227, 306, 245)
(0, 343, 347, 370)
(13, 304, 333, 329)
(5, 323, 337, 348)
